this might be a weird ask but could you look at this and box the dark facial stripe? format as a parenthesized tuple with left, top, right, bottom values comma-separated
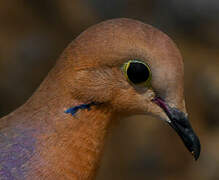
(65, 102, 97, 116)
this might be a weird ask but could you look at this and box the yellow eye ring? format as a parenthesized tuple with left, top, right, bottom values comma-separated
(123, 60, 152, 86)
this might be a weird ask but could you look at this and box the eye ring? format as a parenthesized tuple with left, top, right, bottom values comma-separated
(123, 60, 152, 86)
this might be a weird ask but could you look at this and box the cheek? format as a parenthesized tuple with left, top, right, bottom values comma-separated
(110, 87, 154, 114)
(72, 79, 113, 102)
(70, 69, 117, 102)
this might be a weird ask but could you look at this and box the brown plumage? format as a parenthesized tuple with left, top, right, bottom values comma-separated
(0, 18, 200, 179)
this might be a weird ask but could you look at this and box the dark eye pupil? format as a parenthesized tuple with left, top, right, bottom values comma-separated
(127, 62, 149, 84)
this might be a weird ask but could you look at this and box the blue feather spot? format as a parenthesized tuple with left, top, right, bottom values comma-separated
(65, 102, 96, 116)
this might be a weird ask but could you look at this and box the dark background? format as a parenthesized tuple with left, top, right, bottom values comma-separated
(0, 1, 219, 179)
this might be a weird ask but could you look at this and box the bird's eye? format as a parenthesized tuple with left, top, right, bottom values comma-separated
(123, 60, 151, 86)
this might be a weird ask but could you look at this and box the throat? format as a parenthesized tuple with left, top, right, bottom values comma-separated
(26, 102, 112, 180)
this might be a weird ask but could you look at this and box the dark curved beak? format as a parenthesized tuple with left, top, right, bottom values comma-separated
(153, 97, 201, 160)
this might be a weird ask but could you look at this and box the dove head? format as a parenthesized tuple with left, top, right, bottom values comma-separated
(57, 18, 200, 159)
(61, 18, 184, 117)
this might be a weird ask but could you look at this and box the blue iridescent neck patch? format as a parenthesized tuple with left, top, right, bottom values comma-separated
(65, 102, 96, 116)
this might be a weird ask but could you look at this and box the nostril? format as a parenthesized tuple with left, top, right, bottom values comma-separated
(152, 96, 171, 118)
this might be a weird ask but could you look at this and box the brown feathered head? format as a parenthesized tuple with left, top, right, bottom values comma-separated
(57, 18, 200, 159)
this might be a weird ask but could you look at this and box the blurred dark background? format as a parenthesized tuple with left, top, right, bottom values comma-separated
(0, 0, 219, 179)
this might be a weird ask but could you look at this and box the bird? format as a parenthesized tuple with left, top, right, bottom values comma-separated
(0, 18, 200, 180)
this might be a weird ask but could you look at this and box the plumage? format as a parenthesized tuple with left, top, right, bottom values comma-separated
(0, 18, 200, 179)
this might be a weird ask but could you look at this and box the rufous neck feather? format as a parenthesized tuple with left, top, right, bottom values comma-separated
(0, 65, 112, 180)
